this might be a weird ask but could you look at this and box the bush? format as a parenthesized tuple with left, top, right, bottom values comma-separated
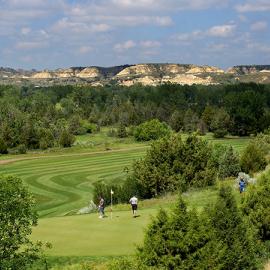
(117, 123, 128, 138)
(131, 134, 217, 198)
(0, 137, 8, 154)
(240, 142, 267, 173)
(134, 119, 171, 141)
(17, 144, 27, 154)
(242, 170, 270, 241)
(59, 129, 75, 148)
(218, 146, 241, 179)
(137, 187, 263, 269)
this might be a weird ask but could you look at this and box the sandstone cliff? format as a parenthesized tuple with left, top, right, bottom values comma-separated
(0, 64, 269, 86)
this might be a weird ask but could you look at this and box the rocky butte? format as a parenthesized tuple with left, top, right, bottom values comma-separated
(0, 64, 269, 86)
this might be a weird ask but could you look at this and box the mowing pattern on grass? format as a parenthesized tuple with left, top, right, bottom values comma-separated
(0, 148, 146, 218)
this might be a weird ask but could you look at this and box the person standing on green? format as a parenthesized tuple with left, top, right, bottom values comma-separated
(98, 196, 105, 218)
(129, 195, 138, 217)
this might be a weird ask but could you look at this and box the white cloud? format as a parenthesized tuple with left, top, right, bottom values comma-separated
(15, 41, 47, 50)
(140, 40, 161, 48)
(110, 0, 228, 11)
(114, 40, 136, 52)
(247, 42, 270, 53)
(250, 21, 267, 31)
(235, 0, 270, 12)
(78, 46, 93, 54)
(21, 27, 31, 35)
(172, 24, 236, 44)
(52, 18, 111, 34)
(207, 24, 236, 37)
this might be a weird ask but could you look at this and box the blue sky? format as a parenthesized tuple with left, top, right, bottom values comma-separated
(0, 0, 269, 70)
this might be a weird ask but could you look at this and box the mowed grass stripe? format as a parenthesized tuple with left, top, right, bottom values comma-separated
(1, 149, 146, 218)
(1, 151, 145, 174)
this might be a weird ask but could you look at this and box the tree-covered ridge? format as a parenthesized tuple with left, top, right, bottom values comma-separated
(0, 83, 270, 152)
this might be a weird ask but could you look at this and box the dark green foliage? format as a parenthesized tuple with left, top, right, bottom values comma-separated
(169, 110, 184, 132)
(210, 108, 231, 138)
(132, 134, 217, 198)
(0, 136, 8, 154)
(0, 175, 43, 269)
(59, 129, 75, 148)
(183, 109, 199, 133)
(218, 146, 241, 179)
(134, 119, 171, 141)
(1, 83, 270, 151)
(224, 86, 266, 136)
(240, 142, 267, 173)
(17, 144, 27, 154)
(204, 186, 261, 270)
(117, 123, 128, 138)
(201, 105, 216, 131)
(138, 197, 211, 269)
(242, 171, 270, 241)
(137, 187, 262, 270)
(93, 175, 144, 205)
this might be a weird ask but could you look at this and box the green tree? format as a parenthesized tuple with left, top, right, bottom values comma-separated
(117, 123, 128, 138)
(0, 175, 43, 269)
(59, 129, 75, 148)
(242, 170, 270, 241)
(218, 146, 241, 179)
(134, 119, 171, 141)
(183, 109, 199, 133)
(0, 137, 8, 154)
(204, 186, 261, 270)
(132, 134, 217, 198)
(240, 142, 267, 173)
(138, 197, 212, 269)
(210, 108, 231, 138)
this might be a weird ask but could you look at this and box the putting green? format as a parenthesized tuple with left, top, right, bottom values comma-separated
(32, 208, 155, 256)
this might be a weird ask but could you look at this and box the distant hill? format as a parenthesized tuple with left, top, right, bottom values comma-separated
(1, 64, 270, 86)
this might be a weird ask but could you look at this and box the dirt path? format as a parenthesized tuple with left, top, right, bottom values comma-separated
(0, 146, 148, 166)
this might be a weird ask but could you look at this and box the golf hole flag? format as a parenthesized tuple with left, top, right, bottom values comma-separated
(111, 189, 114, 195)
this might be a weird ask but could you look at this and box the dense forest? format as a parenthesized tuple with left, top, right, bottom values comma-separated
(0, 82, 270, 152)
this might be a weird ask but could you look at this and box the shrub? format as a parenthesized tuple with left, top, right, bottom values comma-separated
(134, 119, 171, 141)
(117, 123, 128, 138)
(137, 187, 263, 270)
(218, 146, 241, 179)
(0, 137, 8, 154)
(17, 144, 27, 154)
(131, 134, 217, 198)
(242, 170, 270, 241)
(240, 142, 267, 173)
(59, 129, 75, 148)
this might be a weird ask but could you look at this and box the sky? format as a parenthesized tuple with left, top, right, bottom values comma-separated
(0, 0, 269, 70)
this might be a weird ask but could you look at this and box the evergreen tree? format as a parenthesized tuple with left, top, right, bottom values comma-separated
(242, 170, 270, 241)
(218, 146, 241, 179)
(240, 142, 267, 173)
(204, 186, 261, 270)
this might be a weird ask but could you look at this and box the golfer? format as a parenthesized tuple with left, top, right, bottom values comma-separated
(98, 196, 105, 218)
(129, 195, 138, 217)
